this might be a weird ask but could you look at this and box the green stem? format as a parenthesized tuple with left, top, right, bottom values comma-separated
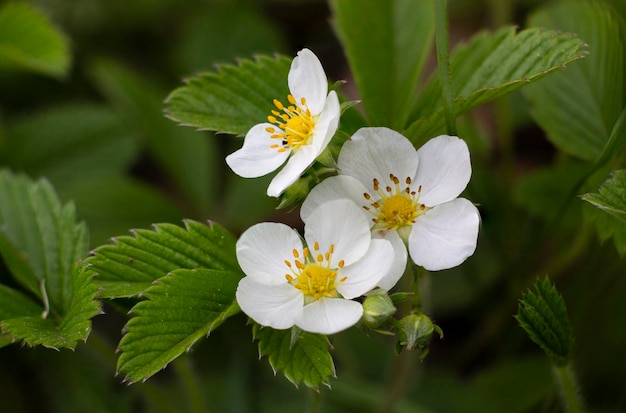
(173, 356, 206, 413)
(307, 389, 322, 413)
(433, 0, 457, 136)
(554, 363, 585, 413)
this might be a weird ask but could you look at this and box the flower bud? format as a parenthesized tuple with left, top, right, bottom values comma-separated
(362, 290, 396, 328)
(395, 312, 442, 357)
(277, 175, 313, 210)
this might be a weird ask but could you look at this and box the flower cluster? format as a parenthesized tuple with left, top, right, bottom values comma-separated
(229, 49, 480, 335)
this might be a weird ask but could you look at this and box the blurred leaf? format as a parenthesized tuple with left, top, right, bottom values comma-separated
(583, 202, 626, 255)
(407, 26, 587, 144)
(88, 220, 239, 298)
(0, 2, 70, 77)
(525, 0, 625, 161)
(175, 3, 286, 74)
(90, 58, 216, 215)
(2, 104, 138, 188)
(253, 324, 335, 389)
(582, 169, 626, 223)
(0, 171, 99, 349)
(516, 277, 574, 366)
(330, 0, 434, 129)
(117, 268, 241, 383)
(60, 176, 182, 247)
(165, 54, 291, 136)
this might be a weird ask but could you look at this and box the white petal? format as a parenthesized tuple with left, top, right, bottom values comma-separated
(336, 239, 394, 298)
(300, 175, 370, 222)
(303, 199, 371, 268)
(310, 91, 340, 153)
(236, 222, 303, 285)
(338, 127, 419, 191)
(408, 198, 480, 271)
(296, 298, 363, 334)
(414, 135, 471, 206)
(288, 48, 328, 115)
(266, 144, 318, 197)
(236, 277, 303, 329)
(372, 230, 407, 291)
(225, 123, 290, 178)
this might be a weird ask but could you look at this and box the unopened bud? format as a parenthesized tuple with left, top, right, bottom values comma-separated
(362, 290, 396, 328)
(395, 312, 442, 358)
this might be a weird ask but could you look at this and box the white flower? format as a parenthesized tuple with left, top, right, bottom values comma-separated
(235, 199, 394, 335)
(226, 48, 340, 197)
(301, 127, 480, 288)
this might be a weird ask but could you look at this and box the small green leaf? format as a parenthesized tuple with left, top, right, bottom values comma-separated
(253, 324, 335, 389)
(117, 268, 241, 383)
(165, 54, 291, 136)
(330, 0, 434, 129)
(582, 170, 626, 223)
(516, 277, 574, 366)
(0, 2, 71, 77)
(524, 0, 625, 161)
(0, 171, 99, 349)
(88, 220, 239, 298)
(407, 26, 587, 144)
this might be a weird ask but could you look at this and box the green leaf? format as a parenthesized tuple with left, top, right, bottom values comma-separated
(2, 104, 138, 188)
(407, 26, 587, 144)
(0, 2, 70, 77)
(117, 268, 241, 383)
(330, 0, 434, 129)
(516, 277, 574, 366)
(89, 58, 217, 214)
(88, 220, 239, 298)
(582, 169, 626, 223)
(253, 324, 335, 389)
(0, 171, 99, 349)
(165, 54, 291, 136)
(524, 0, 625, 161)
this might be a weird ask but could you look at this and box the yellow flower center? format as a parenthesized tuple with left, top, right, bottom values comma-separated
(362, 174, 428, 231)
(284, 242, 346, 303)
(265, 94, 316, 153)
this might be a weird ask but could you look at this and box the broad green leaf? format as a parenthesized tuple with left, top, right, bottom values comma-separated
(516, 277, 573, 366)
(165, 54, 291, 135)
(524, 0, 625, 161)
(253, 324, 335, 389)
(61, 176, 183, 247)
(1, 265, 100, 349)
(0, 2, 70, 77)
(582, 170, 626, 223)
(0, 171, 99, 349)
(117, 268, 241, 383)
(330, 0, 434, 129)
(88, 220, 239, 298)
(407, 26, 587, 144)
(89, 58, 216, 214)
(2, 104, 138, 189)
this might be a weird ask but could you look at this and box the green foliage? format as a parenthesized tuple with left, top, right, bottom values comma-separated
(330, 0, 434, 129)
(0, 2, 70, 77)
(117, 268, 241, 383)
(0, 171, 99, 349)
(407, 26, 587, 144)
(89, 58, 217, 215)
(253, 324, 335, 389)
(582, 170, 626, 223)
(525, 0, 625, 161)
(516, 278, 574, 367)
(88, 220, 239, 298)
(165, 55, 291, 135)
